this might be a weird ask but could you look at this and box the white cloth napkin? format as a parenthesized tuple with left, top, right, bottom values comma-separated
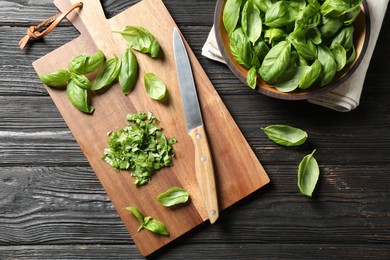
(202, 0, 388, 112)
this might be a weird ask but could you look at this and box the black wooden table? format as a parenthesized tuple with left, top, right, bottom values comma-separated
(1, 1, 389, 259)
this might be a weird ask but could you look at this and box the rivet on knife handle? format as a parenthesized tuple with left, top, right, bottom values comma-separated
(189, 125, 219, 224)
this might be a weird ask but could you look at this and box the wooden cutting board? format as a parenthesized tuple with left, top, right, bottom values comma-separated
(32, 0, 270, 256)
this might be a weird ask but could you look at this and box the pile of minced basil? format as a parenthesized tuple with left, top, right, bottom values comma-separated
(223, 0, 362, 91)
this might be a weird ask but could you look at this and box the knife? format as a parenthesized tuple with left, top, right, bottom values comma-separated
(173, 27, 219, 224)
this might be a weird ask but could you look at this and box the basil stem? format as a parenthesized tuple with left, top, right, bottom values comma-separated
(144, 73, 168, 101)
(261, 124, 308, 147)
(157, 187, 189, 207)
(119, 48, 138, 95)
(40, 69, 71, 88)
(298, 150, 320, 197)
(91, 56, 121, 91)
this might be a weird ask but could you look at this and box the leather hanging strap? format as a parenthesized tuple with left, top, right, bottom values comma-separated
(19, 2, 83, 50)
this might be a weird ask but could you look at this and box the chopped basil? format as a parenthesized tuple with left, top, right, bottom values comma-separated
(103, 111, 176, 186)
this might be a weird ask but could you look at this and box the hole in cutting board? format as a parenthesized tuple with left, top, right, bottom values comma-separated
(100, 0, 141, 19)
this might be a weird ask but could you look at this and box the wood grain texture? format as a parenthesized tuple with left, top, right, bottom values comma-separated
(0, 0, 389, 259)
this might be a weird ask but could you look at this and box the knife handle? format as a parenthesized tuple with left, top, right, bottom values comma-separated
(188, 125, 219, 224)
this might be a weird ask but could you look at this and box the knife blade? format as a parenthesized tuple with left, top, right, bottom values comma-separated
(173, 27, 219, 224)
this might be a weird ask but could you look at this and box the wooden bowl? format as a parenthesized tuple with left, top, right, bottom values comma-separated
(214, 0, 370, 100)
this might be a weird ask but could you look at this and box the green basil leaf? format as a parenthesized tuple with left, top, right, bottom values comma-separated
(66, 79, 94, 114)
(319, 16, 344, 38)
(71, 73, 92, 90)
(241, 0, 262, 44)
(298, 149, 320, 197)
(346, 45, 357, 64)
(68, 50, 105, 75)
(68, 54, 87, 74)
(229, 27, 253, 68)
(265, 1, 300, 28)
(247, 67, 258, 89)
(91, 56, 121, 91)
(274, 51, 298, 84)
(252, 39, 270, 64)
(274, 66, 307, 93)
(289, 37, 317, 61)
(264, 28, 287, 45)
(114, 26, 160, 58)
(253, 0, 273, 13)
(296, 3, 321, 29)
(259, 41, 291, 84)
(344, 6, 361, 25)
(143, 218, 170, 236)
(157, 187, 189, 207)
(125, 206, 145, 225)
(144, 73, 167, 101)
(223, 0, 242, 35)
(332, 42, 347, 71)
(261, 124, 308, 146)
(317, 44, 337, 87)
(40, 69, 70, 88)
(331, 25, 354, 51)
(119, 48, 138, 95)
(299, 59, 322, 89)
(321, 0, 362, 17)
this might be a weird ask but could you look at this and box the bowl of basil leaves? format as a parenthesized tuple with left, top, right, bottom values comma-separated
(214, 0, 370, 100)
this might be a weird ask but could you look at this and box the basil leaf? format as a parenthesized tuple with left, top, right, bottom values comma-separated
(229, 27, 253, 68)
(307, 28, 322, 45)
(298, 149, 320, 197)
(299, 59, 322, 89)
(259, 41, 291, 84)
(114, 26, 160, 58)
(242, 0, 262, 45)
(332, 42, 347, 71)
(275, 51, 298, 84)
(252, 39, 270, 63)
(67, 50, 105, 75)
(126, 206, 169, 236)
(253, 0, 273, 13)
(144, 73, 167, 101)
(68, 54, 87, 74)
(346, 45, 357, 64)
(157, 187, 189, 207)
(321, 0, 362, 17)
(40, 69, 70, 88)
(264, 28, 287, 45)
(247, 67, 258, 89)
(296, 3, 321, 29)
(261, 124, 308, 146)
(125, 206, 145, 225)
(223, 0, 242, 35)
(344, 6, 361, 25)
(71, 73, 92, 90)
(119, 48, 138, 95)
(275, 66, 307, 92)
(82, 50, 105, 75)
(317, 44, 337, 87)
(91, 56, 121, 91)
(330, 25, 354, 51)
(143, 218, 170, 236)
(66, 79, 94, 114)
(319, 16, 344, 38)
(265, 1, 300, 28)
(289, 36, 317, 61)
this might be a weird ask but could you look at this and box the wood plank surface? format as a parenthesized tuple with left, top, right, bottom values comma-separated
(0, 0, 389, 259)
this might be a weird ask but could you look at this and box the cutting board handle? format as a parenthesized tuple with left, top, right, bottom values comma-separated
(54, 0, 118, 56)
